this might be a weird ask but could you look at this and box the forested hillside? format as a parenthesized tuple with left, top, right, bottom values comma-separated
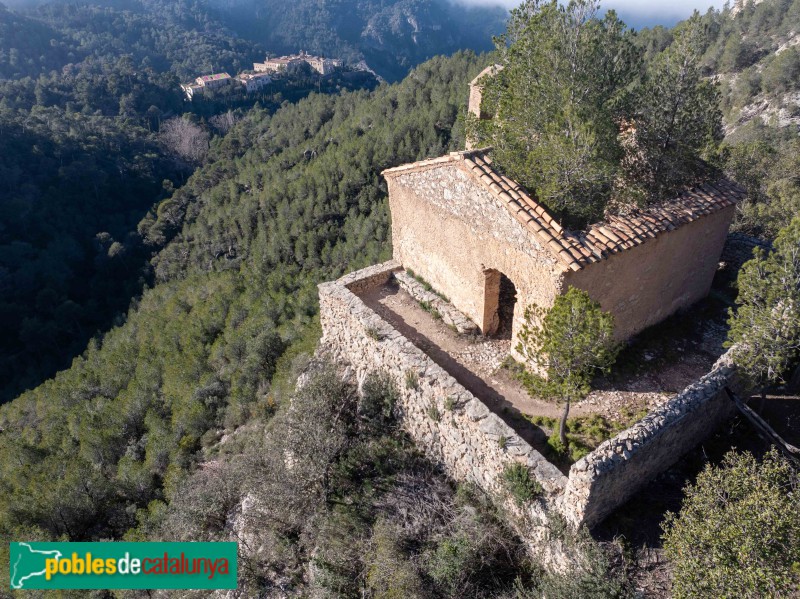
(0, 0, 375, 402)
(705, 0, 800, 239)
(0, 2, 67, 78)
(4, 50, 616, 598)
(636, 0, 800, 239)
(700, 0, 800, 133)
(0, 52, 496, 584)
(206, 0, 508, 81)
(0, 0, 262, 80)
(0, 0, 498, 401)
(1, 0, 799, 595)
(2, 0, 508, 82)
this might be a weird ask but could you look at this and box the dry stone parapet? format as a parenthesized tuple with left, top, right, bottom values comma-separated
(319, 262, 745, 551)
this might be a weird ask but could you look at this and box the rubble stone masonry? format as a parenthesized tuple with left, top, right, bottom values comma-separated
(387, 162, 563, 349)
(318, 262, 746, 551)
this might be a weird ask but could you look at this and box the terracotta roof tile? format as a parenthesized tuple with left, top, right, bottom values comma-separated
(383, 148, 745, 271)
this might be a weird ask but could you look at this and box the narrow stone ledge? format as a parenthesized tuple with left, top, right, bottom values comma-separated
(395, 270, 480, 335)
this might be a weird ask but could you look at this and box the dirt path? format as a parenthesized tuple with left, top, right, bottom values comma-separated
(360, 282, 726, 432)
(361, 283, 559, 421)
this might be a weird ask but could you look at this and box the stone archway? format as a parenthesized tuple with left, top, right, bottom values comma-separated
(482, 269, 517, 339)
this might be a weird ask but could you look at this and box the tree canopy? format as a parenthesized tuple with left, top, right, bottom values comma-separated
(516, 286, 619, 446)
(0, 0, 376, 402)
(0, 51, 483, 558)
(623, 16, 723, 204)
(470, 1, 722, 228)
(726, 215, 800, 389)
(663, 449, 800, 598)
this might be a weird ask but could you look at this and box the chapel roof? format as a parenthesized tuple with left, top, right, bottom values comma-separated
(383, 149, 745, 272)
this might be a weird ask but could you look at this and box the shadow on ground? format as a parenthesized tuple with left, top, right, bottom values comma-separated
(362, 283, 550, 452)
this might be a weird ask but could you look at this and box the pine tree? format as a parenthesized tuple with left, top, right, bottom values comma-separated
(726, 215, 800, 391)
(471, 0, 639, 228)
(470, 4, 723, 223)
(624, 14, 723, 203)
(516, 287, 619, 447)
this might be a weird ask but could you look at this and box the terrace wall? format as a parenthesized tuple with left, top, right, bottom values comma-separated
(318, 262, 744, 546)
(560, 353, 743, 527)
(318, 261, 570, 562)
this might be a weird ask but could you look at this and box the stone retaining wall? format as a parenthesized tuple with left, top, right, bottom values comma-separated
(319, 260, 570, 561)
(319, 262, 744, 545)
(394, 270, 479, 335)
(560, 353, 744, 528)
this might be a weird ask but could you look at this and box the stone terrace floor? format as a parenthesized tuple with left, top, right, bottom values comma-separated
(358, 278, 730, 453)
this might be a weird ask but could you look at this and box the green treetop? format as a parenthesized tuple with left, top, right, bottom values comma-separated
(662, 449, 800, 598)
(472, 0, 639, 227)
(623, 15, 723, 204)
(726, 215, 800, 391)
(516, 287, 619, 447)
(470, 2, 722, 228)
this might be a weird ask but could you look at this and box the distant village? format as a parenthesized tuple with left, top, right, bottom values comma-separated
(181, 51, 344, 101)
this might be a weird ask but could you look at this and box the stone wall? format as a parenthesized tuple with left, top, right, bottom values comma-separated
(387, 162, 564, 351)
(560, 351, 744, 528)
(466, 65, 502, 150)
(565, 204, 736, 341)
(319, 262, 744, 545)
(394, 270, 479, 335)
(319, 261, 570, 560)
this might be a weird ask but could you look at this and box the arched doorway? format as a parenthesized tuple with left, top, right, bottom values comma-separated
(482, 269, 517, 339)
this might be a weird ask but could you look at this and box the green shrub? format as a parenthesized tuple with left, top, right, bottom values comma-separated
(365, 520, 425, 598)
(526, 410, 645, 465)
(359, 371, 398, 427)
(663, 449, 800, 598)
(365, 326, 383, 341)
(502, 462, 542, 505)
(428, 404, 441, 422)
(426, 535, 473, 594)
(515, 532, 630, 598)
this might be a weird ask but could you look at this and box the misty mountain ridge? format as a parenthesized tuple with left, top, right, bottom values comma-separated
(1, 0, 508, 81)
(204, 0, 508, 80)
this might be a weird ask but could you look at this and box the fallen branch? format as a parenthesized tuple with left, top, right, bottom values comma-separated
(724, 387, 800, 467)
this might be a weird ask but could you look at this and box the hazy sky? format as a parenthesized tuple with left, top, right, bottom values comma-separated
(605, 0, 724, 27)
(460, 0, 728, 29)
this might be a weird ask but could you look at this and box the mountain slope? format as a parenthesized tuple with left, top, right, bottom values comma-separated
(0, 0, 376, 402)
(0, 2, 70, 78)
(0, 52, 484, 557)
(699, 0, 800, 134)
(2, 54, 614, 596)
(207, 0, 508, 80)
(698, 0, 800, 239)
